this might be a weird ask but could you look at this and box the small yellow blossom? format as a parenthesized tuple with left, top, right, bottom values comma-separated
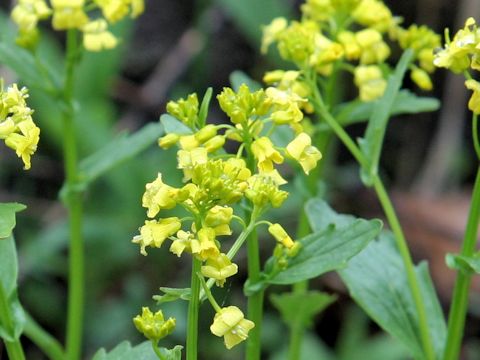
(167, 93, 199, 128)
(210, 306, 255, 349)
(51, 0, 89, 30)
(355, 28, 390, 65)
(204, 135, 225, 153)
(217, 85, 270, 125)
(158, 133, 180, 149)
(195, 124, 217, 143)
(177, 147, 208, 181)
(169, 230, 201, 257)
(197, 227, 220, 261)
(352, 0, 394, 33)
(286, 133, 322, 174)
(310, 33, 344, 72)
(465, 79, 480, 115)
(132, 218, 181, 256)
(251, 137, 284, 172)
(354, 65, 387, 101)
(4, 119, 40, 170)
(133, 307, 175, 342)
(337, 31, 361, 61)
(205, 206, 233, 236)
(11, 0, 51, 31)
(261, 17, 288, 53)
(95, 0, 144, 23)
(82, 19, 117, 52)
(142, 173, 180, 218)
(300, 0, 334, 22)
(268, 223, 295, 248)
(266, 87, 305, 124)
(201, 253, 238, 287)
(246, 174, 288, 208)
(277, 21, 318, 64)
(410, 67, 433, 91)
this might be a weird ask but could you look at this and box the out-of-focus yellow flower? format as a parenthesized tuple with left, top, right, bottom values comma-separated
(246, 174, 288, 208)
(355, 28, 390, 64)
(268, 223, 294, 248)
(51, 0, 89, 30)
(169, 230, 201, 257)
(354, 65, 387, 101)
(286, 132, 322, 174)
(197, 227, 220, 261)
(261, 17, 288, 54)
(277, 21, 318, 64)
(11, 0, 51, 31)
(300, 0, 334, 22)
(205, 206, 233, 236)
(352, 0, 394, 32)
(410, 67, 433, 91)
(95, 0, 144, 23)
(201, 253, 238, 287)
(142, 174, 180, 218)
(337, 31, 361, 61)
(210, 306, 254, 349)
(434, 17, 478, 73)
(465, 79, 480, 115)
(132, 218, 181, 256)
(133, 307, 175, 342)
(310, 33, 344, 73)
(251, 137, 284, 172)
(82, 19, 117, 51)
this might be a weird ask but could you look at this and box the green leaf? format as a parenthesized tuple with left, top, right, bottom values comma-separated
(271, 290, 336, 328)
(0, 203, 26, 239)
(305, 198, 355, 231)
(446, 253, 480, 274)
(153, 287, 191, 304)
(77, 122, 164, 185)
(92, 341, 182, 360)
(358, 49, 414, 185)
(229, 70, 262, 92)
(160, 114, 192, 135)
(198, 87, 213, 127)
(339, 232, 446, 360)
(0, 236, 26, 341)
(333, 90, 440, 127)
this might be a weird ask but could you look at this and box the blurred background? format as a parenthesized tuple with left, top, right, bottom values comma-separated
(0, 0, 479, 358)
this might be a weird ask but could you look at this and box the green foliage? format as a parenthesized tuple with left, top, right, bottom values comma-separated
(198, 88, 213, 128)
(270, 291, 336, 328)
(0, 203, 26, 239)
(92, 341, 182, 360)
(230, 70, 262, 92)
(153, 288, 191, 304)
(358, 49, 414, 185)
(446, 252, 480, 275)
(339, 234, 446, 360)
(160, 114, 192, 135)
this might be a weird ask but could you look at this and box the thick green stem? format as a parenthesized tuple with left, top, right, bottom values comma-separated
(442, 167, 480, 360)
(372, 176, 435, 360)
(63, 29, 84, 360)
(310, 84, 435, 360)
(0, 284, 25, 360)
(186, 257, 202, 360)
(245, 226, 263, 360)
(24, 313, 65, 360)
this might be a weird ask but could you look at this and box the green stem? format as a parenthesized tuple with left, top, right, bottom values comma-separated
(186, 257, 202, 360)
(23, 313, 65, 360)
(0, 284, 25, 360)
(310, 81, 435, 360)
(472, 114, 480, 160)
(442, 167, 480, 360)
(198, 273, 221, 312)
(63, 29, 84, 360)
(152, 341, 166, 360)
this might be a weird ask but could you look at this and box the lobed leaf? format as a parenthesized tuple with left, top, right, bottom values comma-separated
(92, 341, 182, 360)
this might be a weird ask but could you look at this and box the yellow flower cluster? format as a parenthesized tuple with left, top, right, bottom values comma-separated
(133, 307, 176, 343)
(11, 0, 144, 51)
(135, 83, 318, 348)
(262, 0, 439, 102)
(434, 18, 480, 115)
(0, 81, 40, 170)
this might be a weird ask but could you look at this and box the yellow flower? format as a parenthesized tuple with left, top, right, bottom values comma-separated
(51, 0, 89, 30)
(286, 133, 322, 174)
(4, 119, 40, 170)
(354, 65, 387, 101)
(178, 134, 200, 151)
(158, 133, 179, 149)
(205, 206, 233, 236)
(245, 174, 288, 208)
(11, 0, 51, 31)
(203, 135, 225, 153)
(355, 29, 390, 65)
(300, 0, 334, 22)
(266, 87, 305, 125)
(197, 227, 220, 261)
(410, 67, 433, 91)
(167, 93, 199, 128)
(397, 24, 440, 73)
(132, 218, 181, 256)
(201, 253, 238, 287)
(251, 137, 284, 172)
(82, 19, 117, 52)
(210, 306, 254, 349)
(194, 124, 217, 143)
(177, 147, 208, 181)
(142, 173, 179, 218)
(465, 79, 480, 115)
(261, 17, 288, 53)
(268, 223, 294, 248)
(133, 307, 176, 342)
(337, 31, 361, 61)
(169, 230, 201, 257)
(310, 33, 344, 71)
(352, 0, 394, 32)
(217, 85, 270, 125)
(277, 20, 318, 64)
(95, 0, 144, 23)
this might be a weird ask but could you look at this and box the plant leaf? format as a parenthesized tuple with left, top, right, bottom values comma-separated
(198, 87, 213, 127)
(270, 290, 336, 328)
(160, 114, 192, 135)
(339, 232, 446, 360)
(446, 253, 480, 274)
(77, 122, 163, 185)
(0, 203, 26, 239)
(358, 49, 414, 185)
(153, 287, 191, 304)
(229, 70, 262, 91)
(92, 341, 182, 360)
(333, 90, 440, 128)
